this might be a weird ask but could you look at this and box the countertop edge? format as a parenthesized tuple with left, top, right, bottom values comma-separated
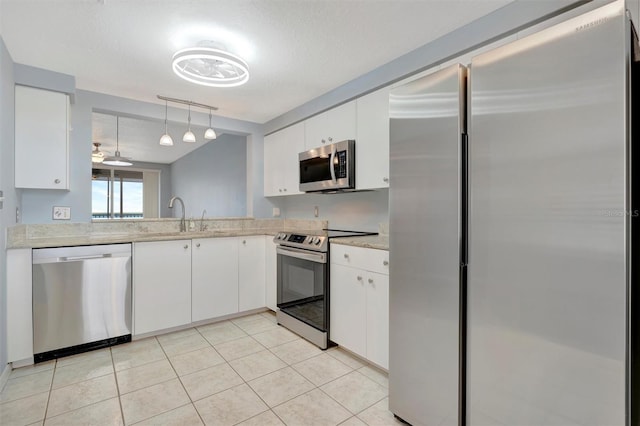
(330, 236, 389, 251)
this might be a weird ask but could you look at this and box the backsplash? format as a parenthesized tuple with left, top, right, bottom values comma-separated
(7, 218, 329, 248)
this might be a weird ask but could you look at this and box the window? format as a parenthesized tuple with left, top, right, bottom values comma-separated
(92, 168, 144, 219)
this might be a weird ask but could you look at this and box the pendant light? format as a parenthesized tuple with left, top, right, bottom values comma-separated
(183, 104, 196, 143)
(204, 107, 217, 140)
(103, 116, 133, 166)
(159, 100, 174, 146)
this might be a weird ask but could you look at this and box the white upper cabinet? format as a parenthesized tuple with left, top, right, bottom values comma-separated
(304, 101, 356, 150)
(264, 122, 305, 196)
(15, 85, 69, 190)
(356, 87, 390, 190)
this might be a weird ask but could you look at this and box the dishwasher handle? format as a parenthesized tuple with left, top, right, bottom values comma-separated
(61, 254, 113, 261)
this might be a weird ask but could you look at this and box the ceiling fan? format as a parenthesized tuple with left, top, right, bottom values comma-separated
(91, 142, 104, 163)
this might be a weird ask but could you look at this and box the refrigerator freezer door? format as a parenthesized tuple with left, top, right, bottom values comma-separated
(468, 2, 628, 425)
(389, 63, 466, 426)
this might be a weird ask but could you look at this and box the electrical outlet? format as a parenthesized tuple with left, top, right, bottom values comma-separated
(314, 206, 319, 217)
(272, 207, 280, 217)
(53, 206, 71, 220)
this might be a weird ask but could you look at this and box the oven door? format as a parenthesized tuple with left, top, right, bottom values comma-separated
(276, 246, 327, 331)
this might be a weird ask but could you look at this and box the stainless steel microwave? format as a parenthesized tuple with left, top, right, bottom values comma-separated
(299, 140, 355, 192)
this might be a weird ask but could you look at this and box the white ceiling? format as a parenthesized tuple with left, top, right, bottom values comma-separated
(0, 0, 512, 125)
(2, 0, 513, 165)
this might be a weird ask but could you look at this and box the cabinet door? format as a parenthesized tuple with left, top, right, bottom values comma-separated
(7, 249, 33, 362)
(192, 237, 239, 321)
(15, 85, 69, 189)
(281, 122, 305, 195)
(304, 101, 356, 150)
(263, 132, 282, 197)
(366, 271, 389, 369)
(264, 123, 304, 196)
(133, 240, 191, 335)
(238, 236, 266, 311)
(330, 263, 366, 358)
(265, 236, 278, 311)
(356, 87, 390, 190)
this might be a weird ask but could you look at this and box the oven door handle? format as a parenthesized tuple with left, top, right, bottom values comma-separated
(276, 246, 327, 264)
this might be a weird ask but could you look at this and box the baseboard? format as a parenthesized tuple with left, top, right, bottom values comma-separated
(0, 363, 12, 392)
(133, 308, 270, 341)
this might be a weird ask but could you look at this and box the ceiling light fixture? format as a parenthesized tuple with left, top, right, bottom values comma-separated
(159, 100, 174, 146)
(183, 104, 196, 143)
(172, 45, 249, 87)
(204, 108, 217, 140)
(91, 142, 104, 163)
(103, 116, 133, 166)
(157, 95, 219, 143)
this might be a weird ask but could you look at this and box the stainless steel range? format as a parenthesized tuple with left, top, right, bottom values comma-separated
(274, 229, 376, 349)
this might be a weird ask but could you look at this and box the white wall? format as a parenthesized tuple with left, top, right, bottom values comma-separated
(170, 133, 247, 218)
(0, 36, 17, 370)
(273, 190, 389, 232)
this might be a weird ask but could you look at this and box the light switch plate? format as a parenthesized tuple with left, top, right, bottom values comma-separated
(53, 206, 71, 220)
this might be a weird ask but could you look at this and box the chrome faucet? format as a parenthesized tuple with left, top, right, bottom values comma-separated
(168, 196, 186, 232)
(200, 209, 207, 232)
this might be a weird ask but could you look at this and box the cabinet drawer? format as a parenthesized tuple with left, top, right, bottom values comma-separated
(330, 244, 389, 275)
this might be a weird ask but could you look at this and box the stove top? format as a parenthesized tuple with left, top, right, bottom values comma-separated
(273, 229, 378, 253)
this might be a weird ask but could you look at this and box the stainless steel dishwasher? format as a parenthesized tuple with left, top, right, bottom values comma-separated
(32, 243, 132, 362)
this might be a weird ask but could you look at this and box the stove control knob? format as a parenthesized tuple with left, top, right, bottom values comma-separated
(315, 239, 322, 245)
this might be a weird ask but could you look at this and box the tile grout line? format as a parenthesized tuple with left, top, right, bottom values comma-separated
(166, 327, 208, 425)
(41, 359, 57, 424)
(110, 346, 128, 425)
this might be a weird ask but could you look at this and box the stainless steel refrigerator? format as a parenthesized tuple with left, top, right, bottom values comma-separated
(389, 1, 637, 425)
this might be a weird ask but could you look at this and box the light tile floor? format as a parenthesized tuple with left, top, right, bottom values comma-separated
(0, 311, 403, 425)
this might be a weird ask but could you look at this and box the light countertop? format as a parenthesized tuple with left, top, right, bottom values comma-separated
(7, 218, 328, 249)
(330, 235, 389, 251)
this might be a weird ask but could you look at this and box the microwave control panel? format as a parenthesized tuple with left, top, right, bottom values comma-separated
(334, 151, 348, 178)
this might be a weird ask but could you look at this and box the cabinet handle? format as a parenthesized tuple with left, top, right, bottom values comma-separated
(368, 278, 374, 284)
(357, 276, 363, 281)
(383, 177, 389, 183)
(383, 260, 389, 266)
(196, 243, 201, 248)
(283, 188, 287, 192)
(54, 179, 61, 184)
(183, 244, 189, 249)
(321, 139, 326, 144)
(279, 189, 282, 192)
(242, 240, 246, 245)
(343, 253, 349, 259)
(328, 137, 333, 142)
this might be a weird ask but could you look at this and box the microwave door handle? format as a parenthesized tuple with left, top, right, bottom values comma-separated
(330, 145, 337, 182)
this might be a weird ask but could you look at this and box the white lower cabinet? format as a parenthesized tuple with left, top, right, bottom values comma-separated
(239, 236, 266, 311)
(7, 249, 33, 363)
(330, 245, 389, 369)
(364, 271, 389, 368)
(330, 264, 367, 356)
(135, 237, 266, 336)
(265, 236, 278, 311)
(134, 240, 192, 335)
(192, 237, 239, 321)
